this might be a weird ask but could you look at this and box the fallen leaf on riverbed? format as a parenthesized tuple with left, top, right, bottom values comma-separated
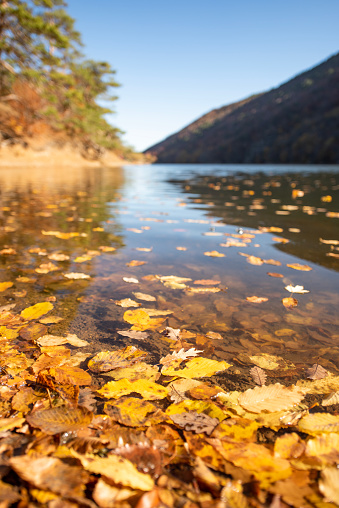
(133, 292, 156, 301)
(0, 281, 13, 292)
(88, 346, 147, 373)
(126, 260, 146, 267)
(322, 392, 339, 406)
(246, 296, 268, 303)
(97, 379, 168, 400)
(21, 302, 54, 320)
(114, 298, 141, 308)
(117, 329, 149, 340)
(123, 277, 139, 283)
(250, 366, 267, 386)
(282, 297, 298, 309)
(27, 406, 93, 435)
(306, 364, 328, 380)
(63, 272, 90, 279)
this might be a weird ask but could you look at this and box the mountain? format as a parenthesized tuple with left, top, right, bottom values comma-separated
(145, 53, 339, 164)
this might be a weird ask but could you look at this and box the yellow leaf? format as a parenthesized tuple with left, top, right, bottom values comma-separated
(74, 255, 93, 263)
(21, 302, 54, 321)
(27, 406, 93, 435)
(71, 451, 154, 491)
(105, 362, 160, 382)
(204, 251, 225, 257)
(185, 432, 227, 472)
(29, 489, 58, 504)
(123, 309, 150, 330)
(211, 418, 259, 442)
(0, 281, 13, 292)
(286, 263, 313, 271)
(306, 433, 339, 464)
(88, 346, 147, 373)
(282, 297, 298, 308)
(161, 357, 231, 379)
(46, 366, 92, 386)
(319, 468, 339, 504)
(238, 384, 304, 413)
(274, 432, 305, 459)
(97, 378, 168, 400)
(114, 298, 141, 308)
(104, 397, 160, 427)
(166, 399, 226, 422)
(297, 376, 339, 395)
(0, 326, 19, 340)
(0, 417, 25, 432)
(249, 354, 282, 370)
(298, 413, 339, 435)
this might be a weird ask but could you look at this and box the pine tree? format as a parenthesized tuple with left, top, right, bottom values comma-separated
(0, 0, 125, 155)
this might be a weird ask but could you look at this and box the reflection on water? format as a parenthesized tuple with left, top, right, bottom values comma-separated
(0, 164, 339, 376)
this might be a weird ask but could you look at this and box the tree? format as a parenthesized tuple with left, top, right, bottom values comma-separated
(0, 0, 125, 155)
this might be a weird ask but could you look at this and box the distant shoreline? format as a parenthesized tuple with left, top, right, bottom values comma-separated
(0, 144, 127, 168)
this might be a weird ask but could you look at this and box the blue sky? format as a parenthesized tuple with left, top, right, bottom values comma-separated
(67, 0, 339, 152)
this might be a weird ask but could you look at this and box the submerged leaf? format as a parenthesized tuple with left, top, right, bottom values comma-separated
(250, 366, 267, 386)
(88, 346, 147, 373)
(20, 302, 53, 321)
(306, 364, 328, 380)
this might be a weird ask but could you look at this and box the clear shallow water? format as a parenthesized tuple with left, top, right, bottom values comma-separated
(0, 164, 338, 376)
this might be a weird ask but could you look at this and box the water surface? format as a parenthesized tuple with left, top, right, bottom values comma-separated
(1, 163, 338, 379)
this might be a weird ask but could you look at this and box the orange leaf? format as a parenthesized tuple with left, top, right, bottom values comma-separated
(27, 406, 93, 434)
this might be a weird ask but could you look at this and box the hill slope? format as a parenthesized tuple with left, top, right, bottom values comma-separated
(145, 53, 339, 164)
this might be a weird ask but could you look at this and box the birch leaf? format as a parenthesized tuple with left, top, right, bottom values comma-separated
(306, 364, 328, 380)
(238, 384, 304, 413)
(298, 413, 339, 435)
(250, 366, 267, 386)
(322, 392, 339, 406)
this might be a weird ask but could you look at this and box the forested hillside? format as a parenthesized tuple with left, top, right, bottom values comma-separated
(146, 53, 339, 164)
(0, 0, 135, 161)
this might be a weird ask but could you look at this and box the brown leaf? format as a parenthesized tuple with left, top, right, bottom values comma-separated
(250, 366, 267, 386)
(117, 329, 149, 340)
(267, 272, 284, 278)
(27, 406, 93, 434)
(306, 364, 328, 380)
(126, 260, 147, 267)
(88, 346, 147, 373)
(78, 387, 97, 412)
(10, 455, 87, 497)
(170, 411, 219, 435)
(282, 297, 298, 309)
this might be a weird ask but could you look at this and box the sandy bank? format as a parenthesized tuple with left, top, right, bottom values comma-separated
(0, 144, 126, 168)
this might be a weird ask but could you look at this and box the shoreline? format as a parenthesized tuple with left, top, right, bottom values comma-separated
(0, 144, 128, 168)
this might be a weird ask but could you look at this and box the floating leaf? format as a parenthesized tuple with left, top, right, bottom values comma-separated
(285, 285, 309, 294)
(123, 277, 139, 283)
(65, 334, 89, 347)
(161, 357, 232, 379)
(306, 364, 328, 380)
(123, 309, 150, 330)
(88, 346, 147, 373)
(170, 411, 219, 435)
(20, 302, 53, 321)
(267, 272, 284, 278)
(238, 384, 304, 413)
(250, 366, 267, 386)
(246, 255, 264, 265)
(72, 451, 154, 491)
(194, 279, 221, 285)
(286, 263, 312, 271)
(37, 334, 68, 347)
(97, 378, 168, 400)
(126, 260, 146, 267)
(27, 406, 92, 435)
(204, 251, 225, 257)
(160, 348, 203, 368)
